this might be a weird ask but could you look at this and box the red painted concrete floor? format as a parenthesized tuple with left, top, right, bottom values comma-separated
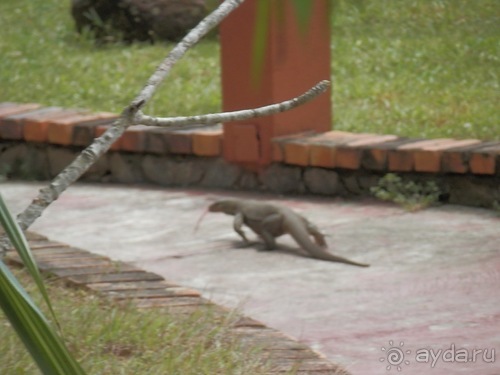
(3, 182, 499, 375)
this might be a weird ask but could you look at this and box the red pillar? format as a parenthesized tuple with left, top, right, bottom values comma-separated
(220, 0, 331, 168)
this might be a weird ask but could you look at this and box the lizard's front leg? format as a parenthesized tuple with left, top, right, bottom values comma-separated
(258, 213, 283, 250)
(233, 212, 251, 245)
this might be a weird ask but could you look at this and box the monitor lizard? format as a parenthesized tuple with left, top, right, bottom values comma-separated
(206, 199, 369, 267)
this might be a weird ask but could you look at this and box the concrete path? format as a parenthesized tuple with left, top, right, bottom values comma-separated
(2, 181, 499, 375)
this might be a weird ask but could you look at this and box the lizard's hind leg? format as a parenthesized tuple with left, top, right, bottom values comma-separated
(304, 218, 328, 248)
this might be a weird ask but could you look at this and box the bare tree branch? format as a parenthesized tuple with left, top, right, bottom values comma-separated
(136, 80, 330, 127)
(0, 0, 331, 256)
(0, 0, 245, 255)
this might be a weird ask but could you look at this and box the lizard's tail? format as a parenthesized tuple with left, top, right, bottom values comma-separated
(288, 224, 370, 267)
(193, 206, 209, 233)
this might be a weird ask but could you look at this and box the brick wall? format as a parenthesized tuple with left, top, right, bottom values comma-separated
(1, 102, 498, 208)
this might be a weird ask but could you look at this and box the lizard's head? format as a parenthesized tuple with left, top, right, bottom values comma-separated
(208, 200, 239, 214)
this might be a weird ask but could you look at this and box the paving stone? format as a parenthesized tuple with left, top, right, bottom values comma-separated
(47, 147, 78, 177)
(25, 231, 48, 241)
(133, 296, 209, 308)
(37, 258, 115, 270)
(107, 287, 201, 299)
(8, 247, 100, 260)
(51, 263, 140, 277)
(108, 152, 144, 183)
(261, 348, 319, 360)
(142, 155, 205, 186)
(0, 143, 28, 177)
(200, 158, 241, 188)
(237, 170, 261, 190)
(339, 172, 362, 194)
(66, 271, 165, 285)
(29, 241, 70, 250)
(233, 316, 267, 328)
(259, 163, 305, 194)
(303, 167, 341, 195)
(86, 280, 178, 292)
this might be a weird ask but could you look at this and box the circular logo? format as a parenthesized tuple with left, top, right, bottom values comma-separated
(380, 340, 411, 371)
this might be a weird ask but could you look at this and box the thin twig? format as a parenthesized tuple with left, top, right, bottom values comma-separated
(136, 80, 330, 127)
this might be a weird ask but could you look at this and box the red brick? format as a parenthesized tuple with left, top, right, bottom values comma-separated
(0, 103, 41, 118)
(317, 130, 364, 141)
(442, 152, 469, 174)
(345, 134, 398, 147)
(143, 128, 170, 154)
(163, 131, 193, 154)
(308, 131, 370, 169)
(388, 138, 452, 172)
(95, 125, 123, 151)
(0, 107, 63, 140)
(283, 141, 310, 166)
(24, 109, 84, 142)
(361, 138, 416, 171)
(47, 112, 117, 145)
(72, 118, 116, 147)
(469, 143, 500, 175)
(193, 129, 222, 156)
(442, 141, 499, 174)
(334, 134, 385, 169)
(334, 147, 363, 169)
(309, 143, 336, 168)
(414, 139, 481, 173)
(224, 124, 260, 162)
(272, 140, 284, 162)
(121, 125, 148, 152)
(271, 132, 318, 166)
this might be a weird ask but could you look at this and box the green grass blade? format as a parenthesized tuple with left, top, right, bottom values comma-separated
(0, 260, 86, 374)
(291, 0, 313, 33)
(251, 0, 270, 87)
(0, 194, 60, 327)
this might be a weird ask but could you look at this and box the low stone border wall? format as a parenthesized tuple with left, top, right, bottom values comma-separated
(6, 232, 348, 375)
(0, 102, 498, 208)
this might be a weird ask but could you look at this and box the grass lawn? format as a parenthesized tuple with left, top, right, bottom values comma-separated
(0, 267, 268, 374)
(0, 0, 498, 140)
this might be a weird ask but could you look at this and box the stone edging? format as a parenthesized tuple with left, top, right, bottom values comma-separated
(0, 102, 498, 208)
(5, 232, 348, 375)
